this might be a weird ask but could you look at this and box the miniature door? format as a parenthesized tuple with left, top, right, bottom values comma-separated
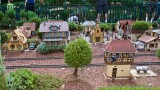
(112, 68, 117, 78)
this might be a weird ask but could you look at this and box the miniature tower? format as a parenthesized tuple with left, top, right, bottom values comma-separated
(104, 40, 136, 79)
(90, 21, 104, 43)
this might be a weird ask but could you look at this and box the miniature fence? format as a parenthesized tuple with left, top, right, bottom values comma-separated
(0, 4, 159, 22)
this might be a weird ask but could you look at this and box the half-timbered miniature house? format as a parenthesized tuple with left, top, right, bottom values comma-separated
(137, 29, 160, 50)
(82, 21, 95, 36)
(104, 40, 136, 79)
(39, 20, 70, 46)
(90, 21, 104, 43)
(116, 20, 134, 40)
(23, 22, 36, 36)
(7, 28, 28, 50)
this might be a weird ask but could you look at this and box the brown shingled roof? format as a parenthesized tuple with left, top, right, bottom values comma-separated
(138, 35, 157, 43)
(105, 40, 136, 53)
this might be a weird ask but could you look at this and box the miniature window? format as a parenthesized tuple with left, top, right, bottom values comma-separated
(16, 44, 22, 49)
(13, 36, 17, 41)
(146, 32, 151, 36)
(10, 44, 15, 49)
(156, 43, 158, 48)
(20, 36, 24, 41)
(26, 26, 30, 30)
(111, 53, 116, 63)
(59, 32, 62, 37)
(149, 44, 154, 48)
(97, 30, 99, 33)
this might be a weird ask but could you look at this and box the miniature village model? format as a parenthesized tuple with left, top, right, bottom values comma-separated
(39, 20, 70, 46)
(7, 28, 28, 50)
(104, 40, 136, 79)
(82, 21, 104, 43)
(136, 29, 160, 51)
(90, 21, 104, 43)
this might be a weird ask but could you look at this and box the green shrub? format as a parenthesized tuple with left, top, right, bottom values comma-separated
(36, 42, 49, 54)
(7, 69, 63, 90)
(152, 22, 158, 29)
(27, 11, 38, 20)
(2, 16, 11, 29)
(16, 20, 26, 26)
(0, 11, 4, 21)
(157, 17, 160, 24)
(20, 9, 27, 20)
(100, 23, 109, 31)
(10, 19, 16, 29)
(131, 21, 151, 31)
(0, 76, 8, 90)
(69, 22, 78, 31)
(36, 30, 43, 39)
(0, 32, 8, 45)
(0, 11, 4, 28)
(6, 33, 12, 41)
(35, 75, 63, 90)
(29, 17, 41, 29)
(156, 49, 160, 59)
(6, 9, 16, 20)
(8, 69, 37, 90)
(77, 24, 84, 32)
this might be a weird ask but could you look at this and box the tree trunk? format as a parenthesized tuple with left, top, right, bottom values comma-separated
(73, 67, 78, 77)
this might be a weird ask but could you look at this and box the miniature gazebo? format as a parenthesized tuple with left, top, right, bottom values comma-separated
(104, 40, 136, 79)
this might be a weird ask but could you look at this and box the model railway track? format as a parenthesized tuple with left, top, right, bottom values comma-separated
(4, 54, 156, 61)
(6, 63, 105, 69)
(6, 62, 160, 69)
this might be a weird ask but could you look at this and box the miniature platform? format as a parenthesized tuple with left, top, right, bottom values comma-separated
(130, 69, 157, 77)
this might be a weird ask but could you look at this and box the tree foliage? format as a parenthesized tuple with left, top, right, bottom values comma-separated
(156, 49, 160, 59)
(8, 69, 37, 90)
(64, 38, 92, 77)
(0, 32, 8, 45)
(131, 21, 151, 32)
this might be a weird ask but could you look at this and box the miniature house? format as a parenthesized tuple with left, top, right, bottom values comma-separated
(7, 28, 28, 50)
(81, 21, 95, 36)
(90, 21, 104, 43)
(116, 20, 135, 40)
(19, 26, 32, 38)
(39, 20, 70, 46)
(104, 40, 136, 78)
(137, 29, 160, 51)
(23, 22, 36, 36)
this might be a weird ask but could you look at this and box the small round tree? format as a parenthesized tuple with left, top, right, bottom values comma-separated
(156, 49, 160, 59)
(0, 32, 8, 45)
(64, 38, 92, 77)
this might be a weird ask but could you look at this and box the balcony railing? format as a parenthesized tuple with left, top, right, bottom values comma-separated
(0, 4, 158, 23)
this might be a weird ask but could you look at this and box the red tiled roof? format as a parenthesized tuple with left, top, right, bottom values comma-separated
(138, 35, 157, 43)
(105, 40, 136, 53)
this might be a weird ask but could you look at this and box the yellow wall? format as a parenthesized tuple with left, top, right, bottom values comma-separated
(7, 43, 24, 50)
(104, 65, 131, 78)
(90, 28, 104, 43)
(146, 40, 160, 50)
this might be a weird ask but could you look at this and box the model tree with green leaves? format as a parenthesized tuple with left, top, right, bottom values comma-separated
(156, 49, 160, 59)
(0, 35, 8, 90)
(64, 38, 92, 77)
